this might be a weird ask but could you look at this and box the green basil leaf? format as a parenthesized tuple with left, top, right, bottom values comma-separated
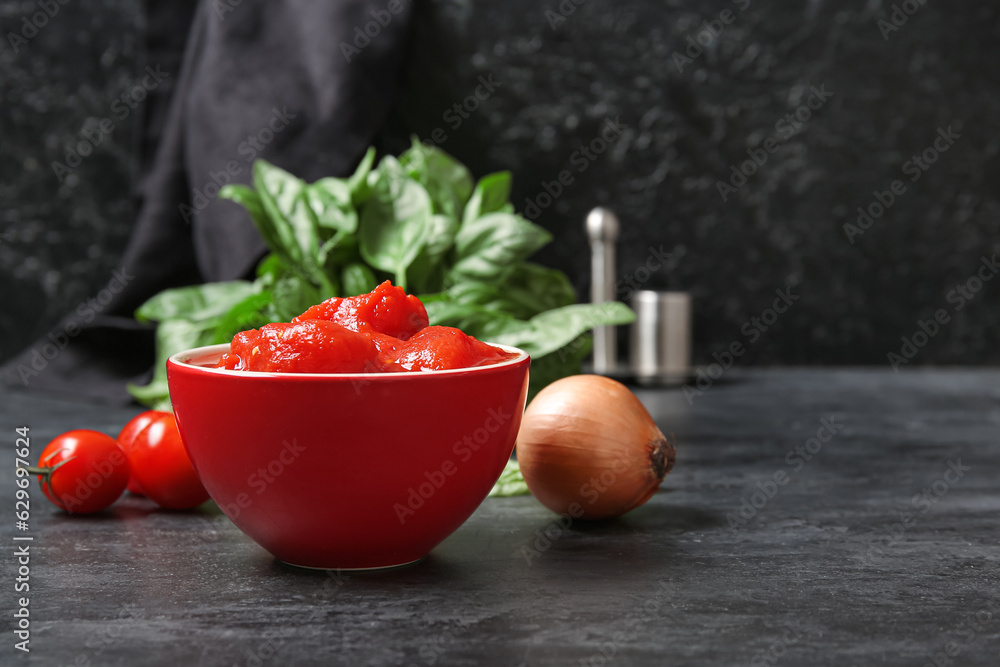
(341, 262, 378, 296)
(219, 185, 286, 261)
(348, 147, 376, 205)
(255, 253, 284, 284)
(210, 290, 274, 343)
(441, 282, 495, 303)
(450, 213, 552, 281)
(358, 156, 432, 290)
(488, 458, 531, 497)
(423, 213, 461, 259)
(272, 273, 324, 321)
(407, 214, 460, 294)
(127, 317, 218, 407)
(400, 140, 474, 220)
(500, 262, 577, 317)
(127, 375, 169, 405)
(307, 178, 358, 234)
(135, 281, 257, 324)
(423, 300, 519, 341)
(317, 232, 345, 269)
(253, 161, 328, 287)
(463, 171, 511, 226)
(439, 264, 574, 321)
(409, 263, 446, 296)
(322, 232, 365, 269)
(526, 337, 593, 402)
(249, 162, 304, 266)
(490, 302, 635, 358)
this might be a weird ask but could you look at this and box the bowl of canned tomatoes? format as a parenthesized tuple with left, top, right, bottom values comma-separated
(166, 282, 530, 569)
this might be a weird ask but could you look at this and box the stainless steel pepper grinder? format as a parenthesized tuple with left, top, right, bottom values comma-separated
(586, 207, 620, 374)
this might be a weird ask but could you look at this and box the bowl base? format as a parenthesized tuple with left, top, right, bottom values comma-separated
(278, 555, 425, 572)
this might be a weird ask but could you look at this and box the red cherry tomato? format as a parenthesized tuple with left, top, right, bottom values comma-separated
(33, 430, 130, 514)
(130, 412, 209, 509)
(117, 410, 164, 495)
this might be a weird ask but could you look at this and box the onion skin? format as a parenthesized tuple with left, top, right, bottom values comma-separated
(516, 375, 675, 519)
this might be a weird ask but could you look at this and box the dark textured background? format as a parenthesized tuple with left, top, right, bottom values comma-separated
(3, 0, 999, 368)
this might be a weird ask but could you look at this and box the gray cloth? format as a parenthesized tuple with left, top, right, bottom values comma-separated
(1, 0, 414, 403)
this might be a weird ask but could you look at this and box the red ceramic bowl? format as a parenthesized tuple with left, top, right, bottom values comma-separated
(166, 343, 529, 569)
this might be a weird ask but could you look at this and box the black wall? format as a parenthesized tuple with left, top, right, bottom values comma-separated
(3, 0, 1000, 368)
(1, 0, 141, 362)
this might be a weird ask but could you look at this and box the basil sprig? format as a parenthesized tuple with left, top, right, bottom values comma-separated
(129, 140, 634, 408)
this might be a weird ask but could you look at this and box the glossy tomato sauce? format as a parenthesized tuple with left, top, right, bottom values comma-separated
(217, 281, 517, 373)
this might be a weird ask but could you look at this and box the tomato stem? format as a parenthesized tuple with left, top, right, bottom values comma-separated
(20, 456, 77, 479)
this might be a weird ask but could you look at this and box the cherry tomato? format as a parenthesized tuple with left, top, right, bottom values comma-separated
(117, 410, 165, 495)
(130, 412, 209, 509)
(33, 430, 130, 514)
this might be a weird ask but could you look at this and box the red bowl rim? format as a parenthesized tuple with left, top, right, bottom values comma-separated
(167, 342, 530, 379)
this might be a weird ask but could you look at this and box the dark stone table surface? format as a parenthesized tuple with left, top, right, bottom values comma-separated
(2, 369, 998, 666)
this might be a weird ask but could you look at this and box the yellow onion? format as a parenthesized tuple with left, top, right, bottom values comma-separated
(516, 375, 675, 519)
